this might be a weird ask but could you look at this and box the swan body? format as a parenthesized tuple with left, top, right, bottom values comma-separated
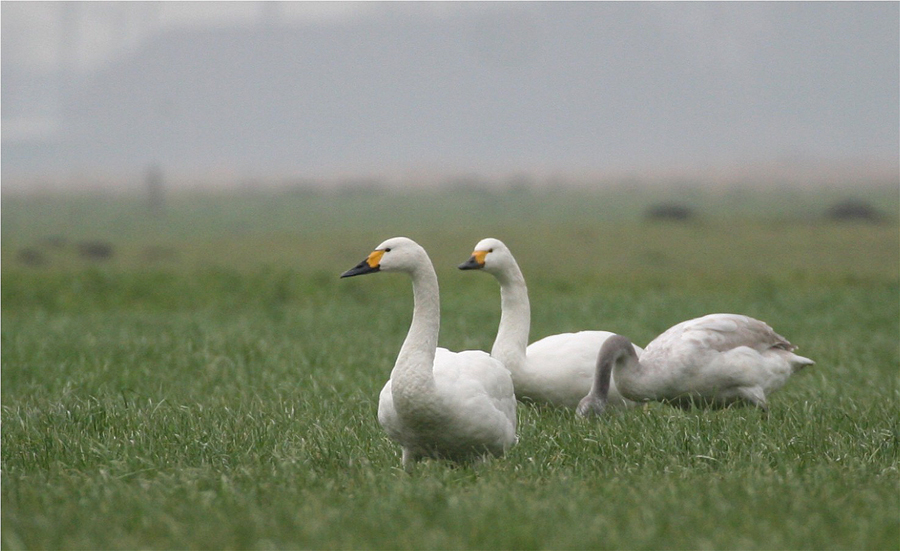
(459, 238, 642, 409)
(342, 237, 517, 469)
(577, 314, 814, 416)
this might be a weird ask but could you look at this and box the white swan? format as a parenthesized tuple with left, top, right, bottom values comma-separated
(341, 237, 517, 470)
(458, 238, 642, 409)
(577, 313, 815, 416)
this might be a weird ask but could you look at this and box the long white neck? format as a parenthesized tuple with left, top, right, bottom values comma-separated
(490, 262, 530, 375)
(390, 260, 440, 414)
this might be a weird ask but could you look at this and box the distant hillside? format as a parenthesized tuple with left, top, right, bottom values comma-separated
(2, 2, 897, 187)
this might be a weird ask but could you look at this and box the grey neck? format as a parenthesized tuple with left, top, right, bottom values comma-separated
(590, 335, 638, 402)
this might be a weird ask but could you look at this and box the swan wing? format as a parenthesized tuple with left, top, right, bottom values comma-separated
(680, 313, 812, 370)
(377, 378, 435, 449)
(433, 348, 518, 452)
(377, 378, 409, 446)
(377, 349, 518, 458)
(646, 314, 798, 359)
(682, 314, 797, 353)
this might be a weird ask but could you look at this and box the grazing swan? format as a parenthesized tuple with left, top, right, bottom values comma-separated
(577, 314, 815, 416)
(341, 237, 517, 470)
(458, 238, 642, 409)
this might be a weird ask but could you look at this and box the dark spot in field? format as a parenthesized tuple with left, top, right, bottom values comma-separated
(825, 199, 884, 223)
(17, 248, 47, 267)
(78, 241, 115, 261)
(645, 203, 696, 221)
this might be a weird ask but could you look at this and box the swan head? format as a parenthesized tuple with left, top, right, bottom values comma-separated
(341, 237, 427, 277)
(576, 394, 606, 418)
(458, 238, 514, 274)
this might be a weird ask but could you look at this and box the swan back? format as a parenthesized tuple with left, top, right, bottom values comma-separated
(647, 314, 794, 354)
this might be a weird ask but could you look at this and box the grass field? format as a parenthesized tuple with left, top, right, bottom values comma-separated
(2, 184, 898, 550)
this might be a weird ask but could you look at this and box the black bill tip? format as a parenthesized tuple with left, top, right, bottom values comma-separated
(458, 256, 484, 270)
(340, 260, 380, 278)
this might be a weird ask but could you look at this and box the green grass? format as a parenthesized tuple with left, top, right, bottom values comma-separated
(2, 185, 898, 549)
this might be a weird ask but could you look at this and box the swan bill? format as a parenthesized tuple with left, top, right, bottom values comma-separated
(458, 251, 487, 270)
(341, 256, 383, 279)
(341, 261, 379, 278)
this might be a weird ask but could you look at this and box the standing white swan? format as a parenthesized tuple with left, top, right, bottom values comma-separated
(577, 313, 814, 416)
(458, 238, 642, 409)
(341, 237, 517, 470)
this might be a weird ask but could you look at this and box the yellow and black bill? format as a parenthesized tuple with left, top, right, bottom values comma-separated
(458, 250, 487, 270)
(340, 250, 384, 278)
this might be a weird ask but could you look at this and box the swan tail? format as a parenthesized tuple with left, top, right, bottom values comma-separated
(769, 331, 814, 372)
(789, 353, 815, 372)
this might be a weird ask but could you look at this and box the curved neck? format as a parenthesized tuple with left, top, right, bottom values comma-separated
(391, 261, 440, 407)
(589, 336, 639, 403)
(490, 263, 530, 374)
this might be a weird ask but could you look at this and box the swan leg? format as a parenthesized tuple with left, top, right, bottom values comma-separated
(402, 448, 419, 472)
(472, 453, 494, 469)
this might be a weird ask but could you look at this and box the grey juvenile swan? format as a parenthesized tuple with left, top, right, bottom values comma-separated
(577, 314, 814, 416)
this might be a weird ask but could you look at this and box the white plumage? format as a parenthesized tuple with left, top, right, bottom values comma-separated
(577, 313, 815, 416)
(459, 238, 642, 409)
(342, 237, 517, 470)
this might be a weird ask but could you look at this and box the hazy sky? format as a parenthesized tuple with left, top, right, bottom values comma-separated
(2, 2, 492, 72)
(2, 2, 898, 188)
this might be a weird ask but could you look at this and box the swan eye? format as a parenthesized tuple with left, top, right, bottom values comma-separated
(488, 248, 494, 253)
(384, 248, 391, 252)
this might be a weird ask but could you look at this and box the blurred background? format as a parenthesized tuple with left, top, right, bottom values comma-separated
(3, 1, 898, 193)
(3, 7, 900, 550)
